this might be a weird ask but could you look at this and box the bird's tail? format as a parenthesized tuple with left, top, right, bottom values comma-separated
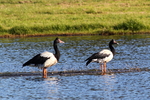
(22, 64, 26, 68)
(22, 61, 30, 68)
(85, 59, 92, 66)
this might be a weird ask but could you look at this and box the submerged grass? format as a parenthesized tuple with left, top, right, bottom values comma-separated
(0, 0, 150, 36)
(0, 67, 149, 77)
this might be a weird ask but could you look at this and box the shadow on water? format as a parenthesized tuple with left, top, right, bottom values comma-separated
(0, 67, 149, 77)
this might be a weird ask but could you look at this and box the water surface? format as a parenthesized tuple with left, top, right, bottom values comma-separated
(0, 35, 150, 99)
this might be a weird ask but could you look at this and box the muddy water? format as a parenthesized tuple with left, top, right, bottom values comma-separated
(0, 35, 150, 99)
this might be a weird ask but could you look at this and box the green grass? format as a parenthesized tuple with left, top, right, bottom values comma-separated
(113, 19, 146, 33)
(0, 0, 150, 36)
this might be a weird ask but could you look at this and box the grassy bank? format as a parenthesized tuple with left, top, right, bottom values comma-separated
(0, 0, 150, 36)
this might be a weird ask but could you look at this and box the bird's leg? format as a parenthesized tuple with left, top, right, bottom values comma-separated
(100, 64, 102, 71)
(101, 62, 106, 75)
(43, 67, 47, 78)
(103, 62, 107, 74)
(100, 64, 104, 74)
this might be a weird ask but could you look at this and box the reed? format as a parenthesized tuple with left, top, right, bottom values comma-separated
(0, 0, 150, 36)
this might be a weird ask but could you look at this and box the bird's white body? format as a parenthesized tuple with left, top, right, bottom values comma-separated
(92, 49, 113, 64)
(27, 51, 58, 68)
(41, 51, 58, 67)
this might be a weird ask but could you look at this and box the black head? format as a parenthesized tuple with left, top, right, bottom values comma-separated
(109, 39, 118, 45)
(54, 37, 64, 43)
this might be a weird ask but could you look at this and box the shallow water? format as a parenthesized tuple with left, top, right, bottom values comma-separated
(0, 35, 150, 99)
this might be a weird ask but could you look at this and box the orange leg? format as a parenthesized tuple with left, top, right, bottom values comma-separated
(43, 67, 47, 78)
(103, 62, 107, 74)
(101, 62, 106, 75)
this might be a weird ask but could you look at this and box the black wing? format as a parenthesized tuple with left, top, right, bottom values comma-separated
(85, 52, 110, 66)
(23, 54, 50, 67)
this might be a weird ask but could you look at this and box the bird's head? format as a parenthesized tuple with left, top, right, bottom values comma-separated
(110, 39, 119, 45)
(55, 37, 65, 43)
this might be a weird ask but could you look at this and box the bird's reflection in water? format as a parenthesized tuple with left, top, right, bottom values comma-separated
(100, 74, 117, 100)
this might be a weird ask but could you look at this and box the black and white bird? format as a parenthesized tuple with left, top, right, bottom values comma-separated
(85, 39, 118, 74)
(23, 37, 64, 78)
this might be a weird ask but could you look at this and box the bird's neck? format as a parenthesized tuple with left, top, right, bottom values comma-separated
(53, 42, 60, 61)
(109, 43, 115, 55)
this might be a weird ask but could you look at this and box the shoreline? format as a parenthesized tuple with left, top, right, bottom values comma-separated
(0, 32, 150, 38)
